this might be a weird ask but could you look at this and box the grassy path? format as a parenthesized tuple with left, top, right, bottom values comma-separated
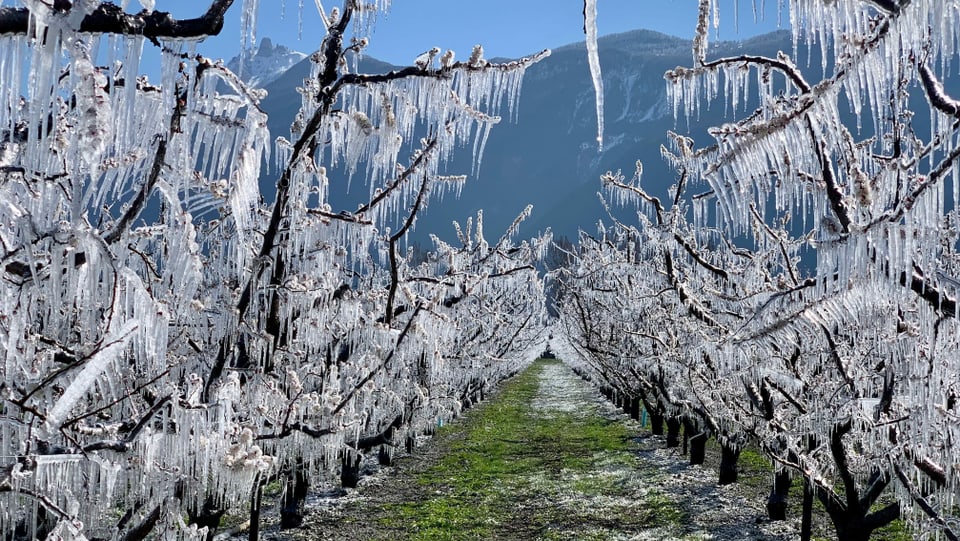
(290, 359, 681, 540)
(375, 359, 680, 540)
(266, 359, 915, 541)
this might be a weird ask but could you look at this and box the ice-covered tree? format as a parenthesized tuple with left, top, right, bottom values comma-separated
(0, 1, 550, 540)
(557, 0, 960, 539)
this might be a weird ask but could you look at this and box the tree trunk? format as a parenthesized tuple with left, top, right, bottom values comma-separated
(681, 418, 690, 455)
(378, 445, 393, 466)
(801, 477, 813, 541)
(648, 408, 664, 435)
(689, 434, 706, 465)
(831, 516, 873, 541)
(629, 397, 640, 421)
(766, 469, 791, 521)
(666, 417, 682, 448)
(829, 503, 900, 541)
(718, 443, 740, 485)
(280, 464, 310, 529)
(405, 435, 416, 454)
(248, 472, 263, 541)
(186, 496, 224, 540)
(340, 451, 362, 489)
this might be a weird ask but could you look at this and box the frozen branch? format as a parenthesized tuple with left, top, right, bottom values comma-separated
(355, 138, 439, 217)
(893, 463, 960, 541)
(330, 306, 422, 418)
(0, 485, 73, 522)
(828, 420, 859, 516)
(385, 172, 430, 324)
(807, 115, 852, 235)
(920, 61, 960, 117)
(688, 53, 812, 93)
(0, 1, 235, 45)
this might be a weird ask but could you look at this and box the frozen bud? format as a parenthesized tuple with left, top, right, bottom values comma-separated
(415, 47, 441, 70)
(825, 215, 843, 234)
(440, 49, 455, 70)
(352, 112, 374, 135)
(184, 373, 203, 407)
(852, 167, 872, 206)
(469, 44, 485, 68)
(287, 369, 303, 394)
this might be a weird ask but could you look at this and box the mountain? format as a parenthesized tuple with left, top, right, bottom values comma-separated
(227, 38, 307, 88)
(468, 29, 807, 240)
(257, 30, 796, 242)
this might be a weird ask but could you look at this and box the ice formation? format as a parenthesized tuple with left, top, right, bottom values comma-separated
(556, 1, 960, 539)
(0, 2, 550, 540)
(584, 0, 604, 151)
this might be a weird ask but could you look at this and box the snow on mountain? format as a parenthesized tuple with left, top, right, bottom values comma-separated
(227, 38, 307, 88)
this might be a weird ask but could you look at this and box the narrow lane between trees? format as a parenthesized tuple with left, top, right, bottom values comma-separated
(273, 359, 801, 540)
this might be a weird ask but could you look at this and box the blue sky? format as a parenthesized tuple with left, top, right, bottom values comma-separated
(159, 0, 789, 66)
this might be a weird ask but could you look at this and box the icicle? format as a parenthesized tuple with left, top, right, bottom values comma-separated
(583, 0, 604, 151)
(238, 0, 262, 80)
(42, 319, 139, 437)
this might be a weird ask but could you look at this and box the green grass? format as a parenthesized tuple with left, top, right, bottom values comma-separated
(376, 359, 684, 540)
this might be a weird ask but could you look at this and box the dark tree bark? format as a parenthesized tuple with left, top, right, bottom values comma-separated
(280, 464, 309, 529)
(378, 445, 393, 466)
(816, 424, 900, 540)
(718, 443, 740, 485)
(684, 418, 706, 466)
(405, 435, 416, 454)
(0, 1, 235, 45)
(681, 417, 693, 455)
(801, 477, 814, 541)
(666, 417, 682, 448)
(340, 451, 362, 489)
(767, 469, 791, 521)
(648, 408, 664, 435)
(827, 501, 900, 541)
(14, 506, 54, 541)
(682, 423, 689, 455)
(248, 473, 263, 541)
(186, 496, 224, 541)
(829, 501, 901, 541)
(629, 397, 641, 421)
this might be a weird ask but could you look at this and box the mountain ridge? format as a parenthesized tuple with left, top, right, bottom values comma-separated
(256, 29, 798, 242)
(227, 38, 307, 88)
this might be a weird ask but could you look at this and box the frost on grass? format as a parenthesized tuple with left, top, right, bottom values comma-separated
(531, 360, 598, 414)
